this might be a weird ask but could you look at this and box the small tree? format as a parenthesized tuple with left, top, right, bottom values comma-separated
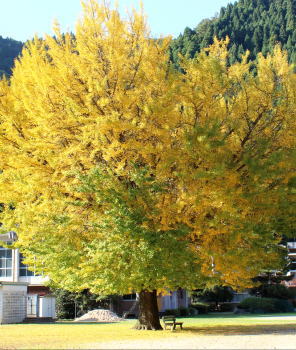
(53, 288, 109, 319)
(193, 286, 234, 310)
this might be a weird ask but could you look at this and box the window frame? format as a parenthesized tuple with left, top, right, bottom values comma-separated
(19, 253, 36, 277)
(0, 246, 13, 277)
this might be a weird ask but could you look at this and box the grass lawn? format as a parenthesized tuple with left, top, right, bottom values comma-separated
(0, 313, 296, 349)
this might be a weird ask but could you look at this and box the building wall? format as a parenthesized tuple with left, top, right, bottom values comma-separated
(115, 290, 189, 317)
(159, 292, 177, 311)
(287, 242, 296, 281)
(283, 241, 296, 288)
(0, 283, 27, 324)
(0, 234, 55, 320)
(28, 285, 51, 296)
(158, 290, 188, 312)
(0, 244, 49, 291)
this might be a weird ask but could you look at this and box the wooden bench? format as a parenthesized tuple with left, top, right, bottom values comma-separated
(162, 316, 183, 331)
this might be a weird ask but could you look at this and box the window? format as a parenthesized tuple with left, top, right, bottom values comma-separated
(123, 293, 137, 301)
(0, 247, 12, 277)
(19, 253, 35, 277)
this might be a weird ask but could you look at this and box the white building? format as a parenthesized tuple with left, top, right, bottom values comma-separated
(0, 232, 55, 320)
(0, 282, 28, 324)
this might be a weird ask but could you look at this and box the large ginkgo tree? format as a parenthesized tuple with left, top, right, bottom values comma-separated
(0, 0, 295, 330)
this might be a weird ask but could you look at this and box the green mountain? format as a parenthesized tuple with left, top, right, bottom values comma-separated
(0, 36, 23, 76)
(0, 0, 295, 75)
(170, 0, 296, 66)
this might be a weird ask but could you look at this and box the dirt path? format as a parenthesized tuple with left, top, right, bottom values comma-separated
(87, 332, 296, 349)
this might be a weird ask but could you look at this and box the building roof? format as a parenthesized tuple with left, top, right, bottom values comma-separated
(283, 278, 296, 288)
(0, 231, 17, 242)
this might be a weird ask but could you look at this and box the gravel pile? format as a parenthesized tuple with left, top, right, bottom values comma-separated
(74, 309, 123, 323)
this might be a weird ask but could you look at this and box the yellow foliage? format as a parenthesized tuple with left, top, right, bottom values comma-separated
(0, 0, 295, 293)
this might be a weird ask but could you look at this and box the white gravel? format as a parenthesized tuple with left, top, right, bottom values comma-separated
(74, 309, 122, 322)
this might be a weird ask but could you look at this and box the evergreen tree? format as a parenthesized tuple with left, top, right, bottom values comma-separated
(170, 0, 296, 67)
(0, 36, 23, 76)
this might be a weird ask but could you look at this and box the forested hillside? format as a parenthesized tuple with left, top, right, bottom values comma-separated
(170, 0, 296, 65)
(0, 36, 23, 76)
(0, 0, 295, 75)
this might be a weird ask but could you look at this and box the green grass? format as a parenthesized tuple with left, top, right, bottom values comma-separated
(0, 314, 295, 349)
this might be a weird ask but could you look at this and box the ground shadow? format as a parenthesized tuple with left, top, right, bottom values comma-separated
(178, 324, 296, 336)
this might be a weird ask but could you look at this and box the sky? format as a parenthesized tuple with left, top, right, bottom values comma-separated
(0, 0, 233, 42)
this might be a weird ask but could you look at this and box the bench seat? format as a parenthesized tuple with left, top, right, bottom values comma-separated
(162, 316, 183, 331)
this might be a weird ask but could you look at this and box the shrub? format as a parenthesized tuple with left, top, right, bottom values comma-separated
(188, 306, 198, 315)
(239, 297, 294, 313)
(162, 307, 196, 317)
(178, 306, 189, 316)
(192, 286, 234, 304)
(191, 302, 209, 314)
(251, 283, 296, 300)
(219, 303, 235, 312)
(207, 302, 235, 312)
(162, 308, 179, 316)
(239, 297, 275, 313)
(274, 299, 294, 312)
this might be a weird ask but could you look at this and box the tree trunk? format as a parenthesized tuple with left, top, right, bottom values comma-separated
(134, 290, 163, 330)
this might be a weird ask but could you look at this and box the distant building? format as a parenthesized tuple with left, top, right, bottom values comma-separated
(113, 290, 190, 317)
(284, 241, 296, 288)
(0, 232, 55, 320)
